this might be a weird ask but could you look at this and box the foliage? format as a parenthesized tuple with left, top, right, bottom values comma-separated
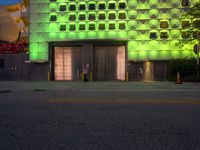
(177, 1, 200, 48)
(167, 58, 200, 81)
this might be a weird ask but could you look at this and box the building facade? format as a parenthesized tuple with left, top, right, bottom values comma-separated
(29, 0, 195, 81)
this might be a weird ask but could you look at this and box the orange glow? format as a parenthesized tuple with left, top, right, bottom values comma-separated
(116, 46, 125, 80)
(54, 47, 72, 80)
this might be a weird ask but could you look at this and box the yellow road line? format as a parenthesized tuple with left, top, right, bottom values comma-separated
(48, 98, 200, 104)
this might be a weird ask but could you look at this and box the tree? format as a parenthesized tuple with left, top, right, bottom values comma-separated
(177, 1, 200, 47)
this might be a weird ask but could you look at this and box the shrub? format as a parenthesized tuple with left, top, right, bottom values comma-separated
(167, 58, 200, 82)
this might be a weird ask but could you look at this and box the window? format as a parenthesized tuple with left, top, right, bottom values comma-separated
(182, 31, 189, 38)
(182, 0, 190, 6)
(150, 32, 157, 39)
(79, 4, 85, 10)
(89, 24, 95, 30)
(69, 24, 76, 31)
(99, 23, 105, 30)
(182, 20, 190, 28)
(119, 23, 126, 30)
(119, 12, 126, 19)
(89, 3, 95, 10)
(89, 14, 96, 20)
(98, 3, 105, 10)
(99, 13, 106, 20)
(50, 15, 57, 21)
(79, 14, 86, 20)
(109, 23, 115, 29)
(109, 13, 116, 19)
(59, 5, 66, 11)
(109, 3, 116, 9)
(160, 21, 168, 28)
(0, 59, 4, 68)
(119, 2, 126, 9)
(160, 32, 168, 39)
(193, 31, 200, 38)
(60, 24, 66, 31)
(79, 24, 85, 30)
(69, 4, 76, 11)
(193, 20, 200, 28)
(69, 14, 76, 21)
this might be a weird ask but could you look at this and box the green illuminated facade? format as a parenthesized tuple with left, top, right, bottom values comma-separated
(30, 0, 195, 61)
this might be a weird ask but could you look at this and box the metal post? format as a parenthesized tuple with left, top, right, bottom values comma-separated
(197, 54, 199, 77)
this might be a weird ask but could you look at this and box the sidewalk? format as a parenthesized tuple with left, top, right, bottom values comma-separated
(0, 81, 200, 91)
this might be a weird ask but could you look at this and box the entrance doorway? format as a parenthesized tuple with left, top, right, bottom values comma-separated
(93, 45, 125, 81)
(54, 46, 82, 81)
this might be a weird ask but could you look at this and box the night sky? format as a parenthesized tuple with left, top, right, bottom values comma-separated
(0, 0, 22, 5)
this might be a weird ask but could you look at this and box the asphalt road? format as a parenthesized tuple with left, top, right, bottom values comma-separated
(0, 81, 200, 150)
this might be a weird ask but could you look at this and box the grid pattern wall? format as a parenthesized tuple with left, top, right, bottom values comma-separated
(29, 0, 195, 61)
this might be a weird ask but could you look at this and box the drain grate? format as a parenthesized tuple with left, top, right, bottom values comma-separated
(33, 89, 47, 92)
(0, 90, 12, 93)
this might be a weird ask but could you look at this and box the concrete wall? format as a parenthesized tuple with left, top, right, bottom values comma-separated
(0, 54, 49, 81)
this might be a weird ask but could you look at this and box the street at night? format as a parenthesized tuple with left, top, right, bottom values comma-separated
(0, 81, 200, 150)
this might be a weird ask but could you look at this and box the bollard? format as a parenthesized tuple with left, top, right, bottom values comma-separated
(90, 72, 93, 81)
(82, 72, 84, 81)
(48, 71, 51, 81)
(125, 72, 129, 81)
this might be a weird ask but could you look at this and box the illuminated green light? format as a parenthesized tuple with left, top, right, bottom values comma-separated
(29, 0, 196, 61)
(128, 21, 137, 30)
(128, 31, 137, 39)
(171, 19, 180, 28)
(170, 8, 180, 18)
(181, 50, 192, 58)
(97, 31, 106, 39)
(118, 31, 127, 38)
(137, 10, 149, 20)
(149, 9, 158, 18)
(49, 33, 58, 40)
(137, 31, 148, 40)
(108, 31, 117, 38)
(159, 51, 169, 59)
(87, 31, 97, 39)
(49, 23, 58, 32)
(30, 33, 38, 43)
(38, 43, 48, 53)
(128, 52, 138, 60)
(128, 41, 137, 50)
(68, 32, 77, 39)
(170, 40, 179, 50)
(149, 19, 158, 28)
(58, 0, 66, 3)
(30, 53, 38, 61)
(78, 32, 87, 39)
(128, 10, 137, 19)
(58, 14, 67, 22)
(38, 34, 46, 42)
(149, 41, 158, 50)
(49, 3, 57, 11)
(138, 42, 149, 50)
(170, 29, 180, 38)
(149, 0, 158, 8)
(171, 50, 180, 59)
(138, 51, 148, 60)
(137, 22, 149, 31)
(58, 32, 66, 39)
(37, 53, 48, 60)
(30, 43, 39, 53)
(128, 0, 137, 9)
(149, 51, 158, 59)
